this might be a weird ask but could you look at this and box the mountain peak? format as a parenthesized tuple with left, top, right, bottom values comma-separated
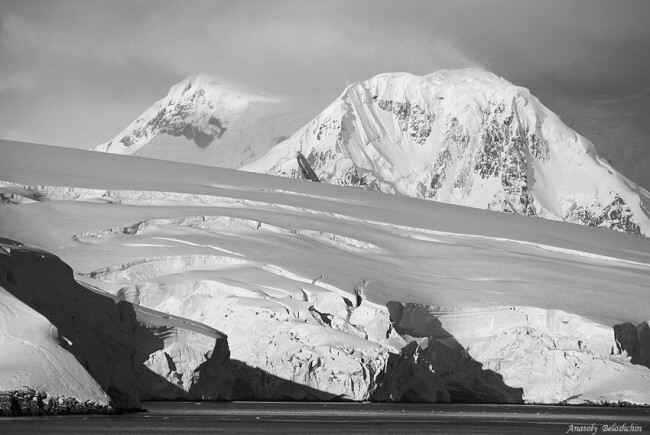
(93, 75, 294, 162)
(244, 68, 650, 236)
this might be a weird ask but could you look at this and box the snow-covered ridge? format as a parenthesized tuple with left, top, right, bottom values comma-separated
(94, 75, 311, 168)
(244, 69, 650, 236)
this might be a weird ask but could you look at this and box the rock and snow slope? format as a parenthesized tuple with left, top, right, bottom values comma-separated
(0, 238, 232, 409)
(2, 140, 650, 404)
(94, 75, 311, 168)
(244, 69, 650, 236)
(0, 241, 109, 408)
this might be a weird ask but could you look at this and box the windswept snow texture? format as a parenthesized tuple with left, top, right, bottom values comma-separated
(94, 75, 311, 168)
(244, 69, 650, 236)
(1, 140, 650, 404)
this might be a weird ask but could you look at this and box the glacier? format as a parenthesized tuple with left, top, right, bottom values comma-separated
(1, 139, 650, 406)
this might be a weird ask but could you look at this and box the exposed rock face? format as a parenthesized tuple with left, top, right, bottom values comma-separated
(376, 98, 434, 145)
(297, 152, 321, 182)
(244, 69, 650, 236)
(0, 244, 231, 409)
(0, 388, 110, 416)
(569, 194, 642, 236)
(614, 321, 650, 369)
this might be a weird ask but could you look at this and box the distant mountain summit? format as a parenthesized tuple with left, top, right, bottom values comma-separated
(94, 75, 310, 168)
(243, 69, 650, 236)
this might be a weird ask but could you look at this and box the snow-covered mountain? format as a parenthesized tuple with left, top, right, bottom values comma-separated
(94, 75, 311, 168)
(244, 69, 650, 236)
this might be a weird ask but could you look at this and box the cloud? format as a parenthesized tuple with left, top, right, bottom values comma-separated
(2, 6, 133, 67)
(0, 72, 39, 94)
(0, 0, 647, 190)
(0, 128, 39, 143)
(0, 0, 482, 96)
(1, 0, 482, 91)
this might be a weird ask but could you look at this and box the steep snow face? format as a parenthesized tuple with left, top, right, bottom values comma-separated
(94, 75, 310, 168)
(0, 244, 109, 407)
(244, 69, 650, 236)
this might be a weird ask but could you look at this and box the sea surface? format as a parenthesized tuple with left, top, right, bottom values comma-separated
(2, 401, 650, 434)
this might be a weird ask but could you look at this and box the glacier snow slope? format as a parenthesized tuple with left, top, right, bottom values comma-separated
(244, 69, 650, 236)
(1, 139, 650, 403)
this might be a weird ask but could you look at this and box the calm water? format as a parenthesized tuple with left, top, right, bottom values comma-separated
(1, 402, 650, 434)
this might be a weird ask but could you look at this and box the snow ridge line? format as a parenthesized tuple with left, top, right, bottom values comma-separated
(366, 219, 650, 269)
(266, 202, 650, 269)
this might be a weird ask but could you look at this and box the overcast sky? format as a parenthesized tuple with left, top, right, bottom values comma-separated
(1, 0, 649, 186)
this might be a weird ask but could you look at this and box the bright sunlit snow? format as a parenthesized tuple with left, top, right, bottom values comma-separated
(244, 70, 650, 236)
(2, 139, 649, 405)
